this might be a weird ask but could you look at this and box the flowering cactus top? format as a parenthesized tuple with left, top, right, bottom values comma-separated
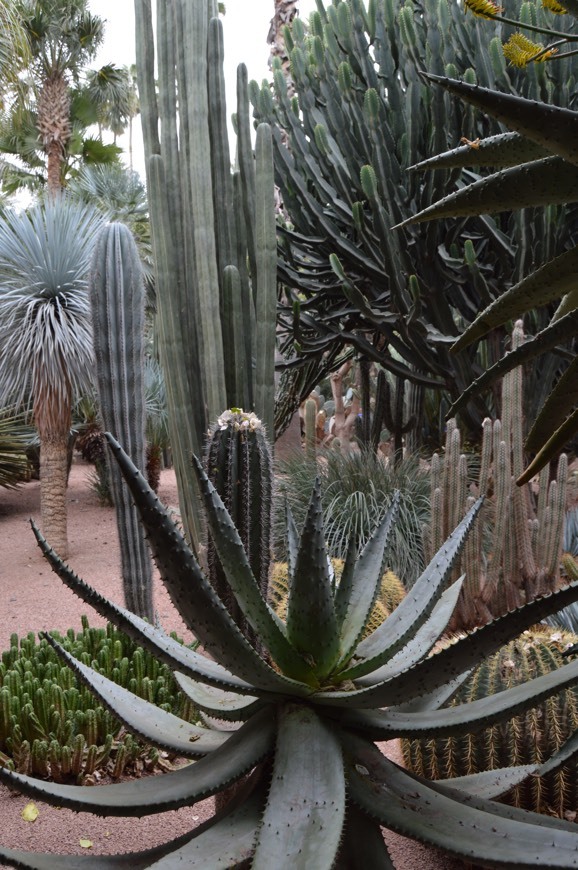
(215, 408, 263, 432)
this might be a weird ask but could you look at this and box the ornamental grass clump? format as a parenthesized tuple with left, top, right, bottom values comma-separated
(6, 415, 578, 866)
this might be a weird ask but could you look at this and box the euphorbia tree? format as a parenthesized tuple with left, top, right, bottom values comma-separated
(0, 198, 103, 556)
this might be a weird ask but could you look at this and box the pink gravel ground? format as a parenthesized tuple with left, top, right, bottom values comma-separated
(0, 457, 464, 868)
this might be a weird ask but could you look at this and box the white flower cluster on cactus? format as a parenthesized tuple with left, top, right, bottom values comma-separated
(215, 408, 263, 432)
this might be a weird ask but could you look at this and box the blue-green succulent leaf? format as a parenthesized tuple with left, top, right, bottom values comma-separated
(335, 492, 400, 667)
(408, 131, 549, 172)
(316, 578, 578, 709)
(43, 635, 228, 756)
(286, 479, 341, 678)
(439, 766, 537, 800)
(422, 74, 578, 168)
(0, 708, 275, 816)
(342, 499, 482, 681)
(190, 453, 316, 685)
(353, 578, 464, 687)
(174, 672, 264, 722)
(396, 156, 578, 229)
(252, 704, 345, 869)
(453, 244, 578, 352)
(345, 734, 578, 866)
(285, 498, 300, 579)
(334, 653, 578, 738)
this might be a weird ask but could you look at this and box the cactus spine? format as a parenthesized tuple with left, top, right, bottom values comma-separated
(90, 222, 153, 620)
(135, 0, 278, 554)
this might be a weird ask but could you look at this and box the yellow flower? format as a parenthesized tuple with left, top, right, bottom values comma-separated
(502, 32, 558, 66)
(464, 0, 504, 18)
(542, 0, 568, 13)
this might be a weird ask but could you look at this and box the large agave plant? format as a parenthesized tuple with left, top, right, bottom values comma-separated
(7, 434, 578, 866)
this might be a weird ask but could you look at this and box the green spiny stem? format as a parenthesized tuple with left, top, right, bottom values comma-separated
(90, 222, 153, 620)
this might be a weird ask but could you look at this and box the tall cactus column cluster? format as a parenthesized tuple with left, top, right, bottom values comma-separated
(90, 222, 153, 620)
(134, 0, 277, 555)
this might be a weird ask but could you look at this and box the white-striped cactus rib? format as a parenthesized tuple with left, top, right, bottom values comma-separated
(90, 222, 153, 620)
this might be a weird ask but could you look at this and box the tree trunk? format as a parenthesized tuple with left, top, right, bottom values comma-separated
(39, 435, 69, 557)
(45, 140, 63, 195)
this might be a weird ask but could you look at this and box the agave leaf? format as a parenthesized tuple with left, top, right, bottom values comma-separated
(150, 780, 263, 868)
(452, 245, 578, 352)
(408, 131, 550, 172)
(395, 156, 578, 229)
(334, 653, 578, 738)
(449, 308, 578, 420)
(353, 578, 464, 687)
(345, 734, 578, 867)
(55, 445, 313, 697)
(525, 357, 578, 453)
(334, 493, 400, 667)
(32, 522, 263, 693)
(252, 704, 345, 870)
(389, 668, 473, 714)
(285, 479, 341, 678)
(341, 499, 482, 682)
(315, 578, 578, 709)
(439, 766, 538, 800)
(0, 837, 203, 870)
(518, 408, 578, 485)
(421, 73, 578, 168)
(0, 708, 275, 817)
(174, 672, 263, 722)
(190, 454, 316, 685)
(538, 727, 578, 776)
(43, 635, 228, 756)
(339, 806, 396, 869)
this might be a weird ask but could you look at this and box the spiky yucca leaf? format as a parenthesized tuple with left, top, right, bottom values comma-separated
(7, 433, 578, 867)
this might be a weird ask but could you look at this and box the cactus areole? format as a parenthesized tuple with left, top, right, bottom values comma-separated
(6, 424, 578, 866)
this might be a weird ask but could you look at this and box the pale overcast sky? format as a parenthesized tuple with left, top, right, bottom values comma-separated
(91, 0, 317, 178)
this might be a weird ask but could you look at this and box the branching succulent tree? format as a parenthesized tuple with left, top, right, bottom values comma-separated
(5, 423, 578, 864)
(134, 0, 278, 554)
(401, 0, 578, 480)
(0, 198, 103, 556)
(250, 0, 578, 444)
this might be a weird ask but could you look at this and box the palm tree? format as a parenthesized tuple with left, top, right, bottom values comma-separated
(0, 0, 30, 93)
(0, 198, 103, 556)
(16, 0, 105, 194)
(267, 0, 298, 79)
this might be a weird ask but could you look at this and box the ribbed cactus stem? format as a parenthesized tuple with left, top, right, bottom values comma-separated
(205, 409, 273, 646)
(90, 222, 153, 620)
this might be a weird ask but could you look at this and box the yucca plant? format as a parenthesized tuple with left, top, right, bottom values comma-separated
(0, 409, 33, 488)
(8, 425, 578, 865)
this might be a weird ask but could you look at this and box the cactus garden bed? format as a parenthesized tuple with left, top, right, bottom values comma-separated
(0, 456, 465, 868)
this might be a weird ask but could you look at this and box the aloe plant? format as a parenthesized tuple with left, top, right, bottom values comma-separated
(400, 1, 578, 481)
(6, 425, 578, 865)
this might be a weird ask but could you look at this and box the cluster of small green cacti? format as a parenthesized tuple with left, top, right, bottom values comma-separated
(402, 625, 578, 818)
(0, 617, 196, 783)
(428, 323, 568, 632)
(268, 559, 406, 632)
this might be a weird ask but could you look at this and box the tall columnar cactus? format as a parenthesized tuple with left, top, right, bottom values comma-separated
(8, 436, 578, 865)
(402, 626, 578, 818)
(134, 0, 278, 554)
(90, 222, 153, 620)
(428, 324, 568, 631)
(204, 410, 273, 646)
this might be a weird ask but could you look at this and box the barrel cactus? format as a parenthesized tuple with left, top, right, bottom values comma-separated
(6, 427, 578, 865)
(402, 625, 578, 818)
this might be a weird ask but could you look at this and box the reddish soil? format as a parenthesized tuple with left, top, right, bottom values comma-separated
(0, 457, 462, 868)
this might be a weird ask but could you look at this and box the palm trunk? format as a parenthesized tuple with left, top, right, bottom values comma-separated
(39, 435, 69, 557)
(45, 140, 63, 195)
